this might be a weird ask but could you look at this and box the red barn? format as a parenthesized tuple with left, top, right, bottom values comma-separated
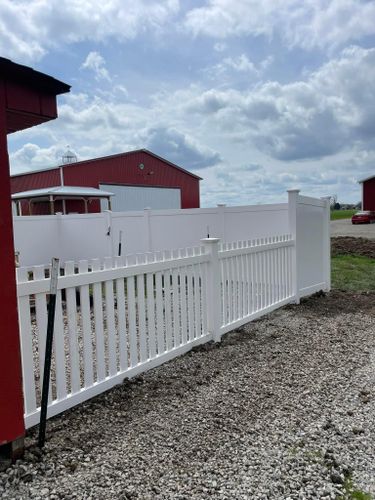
(10, 149, 201, 215)
(359, 175, 375, 211)
(0, 56, 69, 456)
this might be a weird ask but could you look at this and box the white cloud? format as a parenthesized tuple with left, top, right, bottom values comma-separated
(180, 46, 375, 161)
(9, 88, 221, 175)
(221, 54, 257, 73)
(7, 41, 375, 206)
(138, 126, 221, 169)
(184, 0, 375, 51)
(213, 42, 227, 52)
(0, 0, 180, 62)
(10, 143, 67, 173)
(81, 51, 111, 81)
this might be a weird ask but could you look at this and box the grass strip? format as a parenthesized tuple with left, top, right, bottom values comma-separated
(331, 209, 357, 220)
(332, 254, 375, 291)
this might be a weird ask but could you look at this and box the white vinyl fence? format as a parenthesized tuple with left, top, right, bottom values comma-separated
(16, 190, 330, 428)
(13, 201, 290, 267)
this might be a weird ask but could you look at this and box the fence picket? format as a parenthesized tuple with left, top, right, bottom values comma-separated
(78, 260, 94, 388)
(103, 257, 117, 376)
(193, 260, 201, 339)
(146, 253, 156, 359)
(54, 291, 68, 400)
(186, 261, 194, 342)
(180, 260, 188, 346)
(200, 262, 208, 336)
(33, 266, 49, 399)
(155, 271, 164, 355)
(164, 267, 173, 351)
(17, 268, 37, 415)
(114, 257, 128, 371)
(64, 262, 81, 392)
(172, 267, 180, 347)
(92, 259, 107, 381)
(127, 273, 138, 367)
(136, 265, 147, 363)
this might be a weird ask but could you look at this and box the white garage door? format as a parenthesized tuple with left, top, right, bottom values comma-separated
(100, 184, 181, 212)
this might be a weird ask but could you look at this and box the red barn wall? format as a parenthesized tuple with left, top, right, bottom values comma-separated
(363, 178, 375, 211)
(11, 151, 200, 214)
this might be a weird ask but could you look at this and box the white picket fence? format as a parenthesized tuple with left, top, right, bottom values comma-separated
(17, 234, 296, 428)
(16, 190, 330, 428)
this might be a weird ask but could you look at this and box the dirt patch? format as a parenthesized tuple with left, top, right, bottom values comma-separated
(299, 289, 375, 316)
(331, 236, 375, 259)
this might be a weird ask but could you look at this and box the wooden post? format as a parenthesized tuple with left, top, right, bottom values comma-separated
(201, 238, 221, 342)
(0, 81, 25, 458)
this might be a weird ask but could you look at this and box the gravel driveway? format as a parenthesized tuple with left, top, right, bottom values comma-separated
(1, 291, 375, 499)
(331, 218, 375, 239)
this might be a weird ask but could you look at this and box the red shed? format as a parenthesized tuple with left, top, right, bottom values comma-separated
(11, 150, 202, 215)
(359, 175, 375, 211)
(0, 57, 69, 456)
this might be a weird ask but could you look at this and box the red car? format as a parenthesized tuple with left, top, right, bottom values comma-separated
(351, 211, 375, 224)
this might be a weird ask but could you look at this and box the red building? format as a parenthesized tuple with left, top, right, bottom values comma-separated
(11, 149, 201, 215)
(0, 57, 69, 456)
(359, 175, 375, 211)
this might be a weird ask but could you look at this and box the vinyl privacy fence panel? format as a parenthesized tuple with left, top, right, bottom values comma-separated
(13, 202, 290, 267)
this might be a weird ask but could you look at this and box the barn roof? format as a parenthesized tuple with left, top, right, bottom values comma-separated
(12, 185, 114, 200)
(11, 149, 203, 180)
(0, 57, 70, 95)
(358, 174, 375, 183)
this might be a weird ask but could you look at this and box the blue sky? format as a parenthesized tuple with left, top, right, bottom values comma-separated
(3, 0, 375, 206)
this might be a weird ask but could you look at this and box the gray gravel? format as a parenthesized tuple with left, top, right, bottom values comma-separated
(331, 219, 375, 239)
(1, 290, 375, 499)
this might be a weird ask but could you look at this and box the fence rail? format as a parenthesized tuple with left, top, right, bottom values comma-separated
(16, 191, 331, 428)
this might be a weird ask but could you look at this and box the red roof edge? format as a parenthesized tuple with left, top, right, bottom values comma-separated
(0, 57, 70, 95)
(11, 149, 203, 181)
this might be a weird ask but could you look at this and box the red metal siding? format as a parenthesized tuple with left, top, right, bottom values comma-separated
(363, 178, 375, 211)
(11, 150, 200, 214)
(0, 80, 25, 446)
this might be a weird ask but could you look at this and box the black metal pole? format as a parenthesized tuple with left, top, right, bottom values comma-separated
(118, 230, 123, 257)
(38, 258, 59, 448)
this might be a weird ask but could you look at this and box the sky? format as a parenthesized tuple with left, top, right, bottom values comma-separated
(3, 0, 375, 207)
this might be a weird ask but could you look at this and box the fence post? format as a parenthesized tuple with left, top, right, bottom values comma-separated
(287, 189, 300, 304)
(321, 196, 331, 292)
(144, 208, 152, 252)
(217, 204, 226, 240)
(201, 237, 222, 342)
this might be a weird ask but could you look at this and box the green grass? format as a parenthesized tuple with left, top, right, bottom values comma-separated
(337, 475, 373, 500)
(332, 254, 375, 291)
(331, 209, 357, 220)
